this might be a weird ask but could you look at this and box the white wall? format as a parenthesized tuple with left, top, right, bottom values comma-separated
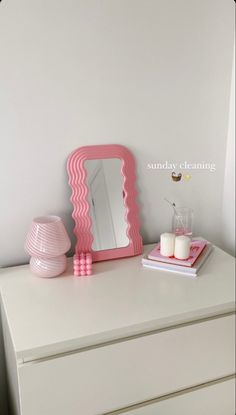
(0, 0, 234, 267)
(222, 50, 235, 256)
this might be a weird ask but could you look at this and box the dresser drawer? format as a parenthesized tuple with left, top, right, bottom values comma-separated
(18, 315, 235, 415)
(121, 378, 236, 415)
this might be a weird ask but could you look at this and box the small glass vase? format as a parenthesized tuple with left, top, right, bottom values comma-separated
(172, 207, 194, 238)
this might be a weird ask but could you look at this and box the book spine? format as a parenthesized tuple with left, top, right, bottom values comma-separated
(142, 264, 196, 277)
(148, 256, 192, 267)
(142, 259, 195, 273)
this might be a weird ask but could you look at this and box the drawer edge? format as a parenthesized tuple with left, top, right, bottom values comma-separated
(105, 374, 236, 415)
(20, 310, 235, 365)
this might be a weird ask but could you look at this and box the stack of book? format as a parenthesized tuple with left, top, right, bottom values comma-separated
(142, 239, 213, 277)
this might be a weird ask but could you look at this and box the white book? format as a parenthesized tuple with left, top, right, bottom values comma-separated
(142, 244, 213, 277)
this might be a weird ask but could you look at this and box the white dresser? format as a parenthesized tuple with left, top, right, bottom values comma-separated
(0, 244, 235, 415)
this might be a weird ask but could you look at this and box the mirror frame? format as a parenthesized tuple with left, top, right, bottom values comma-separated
(67, 144, 143, 262)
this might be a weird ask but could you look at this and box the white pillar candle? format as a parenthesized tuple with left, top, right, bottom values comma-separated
(174, 235, 191, 260)
(160, 233, 175, 257)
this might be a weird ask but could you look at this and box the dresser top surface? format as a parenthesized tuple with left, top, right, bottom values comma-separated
(0, 244, 235, 362)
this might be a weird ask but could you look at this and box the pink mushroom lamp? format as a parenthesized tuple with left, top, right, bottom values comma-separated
(25, 215, 71, 278)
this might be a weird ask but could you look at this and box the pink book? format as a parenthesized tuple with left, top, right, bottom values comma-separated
(148, 239, 208, 267)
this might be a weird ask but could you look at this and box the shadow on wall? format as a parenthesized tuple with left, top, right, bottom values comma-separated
(222, 49, 235, 257)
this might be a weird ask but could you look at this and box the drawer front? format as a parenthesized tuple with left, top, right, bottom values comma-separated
(121, 378, 236, 415)
(19, 315, 235, 415)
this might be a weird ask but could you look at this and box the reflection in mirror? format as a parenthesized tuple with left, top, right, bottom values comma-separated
(85, 159, 129, 251)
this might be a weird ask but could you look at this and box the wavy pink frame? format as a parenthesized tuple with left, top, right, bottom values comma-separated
(67, 144, 143, 262)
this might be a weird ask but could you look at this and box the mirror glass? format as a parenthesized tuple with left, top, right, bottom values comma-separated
(85, 159, 129, 251)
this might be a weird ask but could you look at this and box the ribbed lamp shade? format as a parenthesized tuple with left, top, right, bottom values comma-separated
(25, 216, 71, 258)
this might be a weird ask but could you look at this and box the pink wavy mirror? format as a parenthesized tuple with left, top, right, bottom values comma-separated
(67, 144, 143, 265)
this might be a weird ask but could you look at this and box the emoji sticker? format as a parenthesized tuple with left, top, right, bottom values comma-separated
(183, 174, 192, 181)
(171, 172, 182, 182)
